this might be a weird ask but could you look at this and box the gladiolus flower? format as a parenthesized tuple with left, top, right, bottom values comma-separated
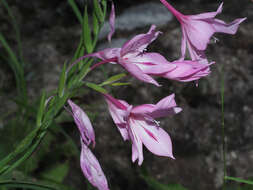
(104, 93, 182, 165)
(80, 140, 109, 190)
(160, 0, 246, 62)
(69, 25, 177, 86)
(154, 60, 214, 82)
(68, 100, 95, 146)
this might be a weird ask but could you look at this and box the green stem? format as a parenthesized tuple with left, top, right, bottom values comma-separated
(0, 0, 107, 176)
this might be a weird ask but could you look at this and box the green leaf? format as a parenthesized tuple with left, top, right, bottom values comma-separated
(67, 0, 82, 24)
(52, 93, 69, 119)
(93, 0, 104, 22)
(40, 162, 69, 183)
(78, 59, 92, 81)
(1, 0, 25, 66)
(142, 175, 188, 190)
(36, 91, 46, 127)
(0, 179, 74, 190)
(85, 82, 107, 94)
(225, 176, 253, 185)
(58, 63, 67, 98)
(83, 6, 93, 53)
(0, 32, 27, 102)
(92, 12, 99, 36)
(0, 127, 39, 172)
(101, 0, 107, 19)
(99, 73, 127, 86)
(111, 82, 131, 86)
(0, 132, 42, 176)
(0, 180, 58, 190)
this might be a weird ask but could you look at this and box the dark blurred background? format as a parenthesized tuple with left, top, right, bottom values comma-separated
(0, 0, 252, 190)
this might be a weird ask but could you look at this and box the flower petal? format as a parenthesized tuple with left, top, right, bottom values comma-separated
(104, 94, 129, 141)
(119, 58, 161, 86)
(120, 25, 161, 56)
(189, 3, 223, 19)
(126, 53, 177, 74)
(180, 27, 187, 59)
(68, 100, 95, 146)
(80, 142, 109, 190)
(133, 119, 175, 159)
(212, 17, 247, 34)
(131, 104, 155, 115)
(128, 118, 144, 165)
(150, 94, 182, 118)
(184, 19, 215, 50)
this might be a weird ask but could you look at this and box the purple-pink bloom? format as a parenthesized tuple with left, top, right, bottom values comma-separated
(154, 60, 214, 82)
(107, 1, 115, 42)
(71, 25, 176, 86)
(80, 140, 109, 190)
(104, 93, 182, 165)
(160, 0, 246, 62)
(68, 100, 95, 147)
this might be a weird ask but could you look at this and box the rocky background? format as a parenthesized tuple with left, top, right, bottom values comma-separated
(0, 0, 252, 190)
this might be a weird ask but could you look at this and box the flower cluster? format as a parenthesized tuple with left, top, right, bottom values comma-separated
(66, 1, 246, 189)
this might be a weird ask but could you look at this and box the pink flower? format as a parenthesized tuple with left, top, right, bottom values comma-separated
(70, 25, 177, 86)
(154, 60, 214, 82)
(104, 93, 182, 165)
(160, 0, 246, 62)
(68, 100, 95, 147)
(80, 140, 109, 190)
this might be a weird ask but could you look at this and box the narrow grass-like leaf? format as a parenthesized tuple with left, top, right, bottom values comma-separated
(0, 33, 26, 102)
(86, 82, 107, 94)
(36, 91, 46, 127)
(0, 127, 39, 171)
(58, 63, 67, 98)
(83, 6, 93, 53)
(67, 0, 82, 24)
(99, 73, 127, 86)
(111, 82, 131, 86)
(92, 12, 99, 36)
(1, 0, 24, 66)
(1, 129, 47, 176)
(78, 59, 93, 81)
(101, 0, 107, 19)
(93, 0, 104, 22)
(0, 180, 58, 190)
(225, 176, 253, 185)
(51, 93, 69, 119)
